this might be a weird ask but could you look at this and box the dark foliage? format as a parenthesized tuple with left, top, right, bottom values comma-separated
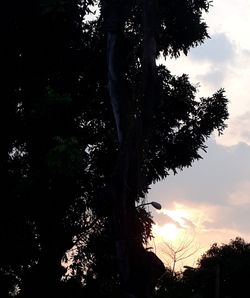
(184, 237, 250, 298)
(155, 237, 250, 298)
(1, 0, 228, 297)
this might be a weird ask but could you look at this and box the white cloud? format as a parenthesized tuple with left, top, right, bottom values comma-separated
(228, 180, 250, 206)
(158, 32, 250, 146)
(190, 33, 236, 64)
(204, 0, 250, 49)
(217, 112, 250, 146)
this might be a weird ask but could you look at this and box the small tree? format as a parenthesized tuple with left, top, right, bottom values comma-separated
(160, 233, 200, 274)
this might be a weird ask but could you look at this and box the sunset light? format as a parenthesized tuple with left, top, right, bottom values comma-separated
(153, 223, 180, 241)
(151, 204, 198, 246)
(151, 205, 198, 244)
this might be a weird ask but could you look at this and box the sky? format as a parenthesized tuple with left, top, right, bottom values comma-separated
(147, 0, 250, 270)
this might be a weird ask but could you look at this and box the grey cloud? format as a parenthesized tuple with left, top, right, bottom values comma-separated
(153, 213, 172, 226)
(242, 131, 250, 143)
(181, 217, 196, 229)
(155, 213, 182, 228)
(242, 49, 250, 58)
(150, 138, 250, 206)
(235, 112, 250, 143)
(197, 68, 226, 89)
(149, 138, 250, 233)
(189, 33, 237, 88)
(203, 204, 250, 235)
(190, 33, 236, 64)
(155, 212, 197, 230)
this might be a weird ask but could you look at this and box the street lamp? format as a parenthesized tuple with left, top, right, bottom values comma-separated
(136, 201, 162, 210)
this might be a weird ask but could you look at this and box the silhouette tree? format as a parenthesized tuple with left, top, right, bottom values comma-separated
(100, 1, 228, 296)
(1, 0, 228, 297)
(155, 268, 191, 298)
(182, 237, 250, 298)
(2, 1, 100, 296)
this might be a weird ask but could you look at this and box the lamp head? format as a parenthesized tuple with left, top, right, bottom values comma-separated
(150, 201, 162, 210)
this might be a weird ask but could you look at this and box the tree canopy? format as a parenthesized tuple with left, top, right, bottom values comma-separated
(181, 237, 250, 298)
(1, 0, 228, 297)
(155, 237, 250, 298)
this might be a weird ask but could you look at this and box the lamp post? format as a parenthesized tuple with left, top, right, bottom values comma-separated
(136, 201, 162, 210)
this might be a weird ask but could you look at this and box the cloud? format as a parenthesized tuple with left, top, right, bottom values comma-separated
(150, 139, 250, 205)
(154, 212, 182, 228)
(158, 33, 240, 93)
(202, 202, 250, 236)
(151, 0, 250, 261)
(190, 33, 236, 64)
(204, 0, 250, 49)
(228, 180, 250, 206)
(149, 138, 250, 243)
(197, 68, 225, 89)
(156, 208, 197, 230)
(217, 112, 250, 146)
(188, 33, 238, 89)
(180, 217, 196, 230)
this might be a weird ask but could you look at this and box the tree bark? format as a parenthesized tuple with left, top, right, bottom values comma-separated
(142, 0, 158, 135)
(103, 1, 163, 297)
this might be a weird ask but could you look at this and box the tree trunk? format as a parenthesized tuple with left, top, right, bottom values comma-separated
(104, 1, 163, 297)
(142, 0, 158, 135)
